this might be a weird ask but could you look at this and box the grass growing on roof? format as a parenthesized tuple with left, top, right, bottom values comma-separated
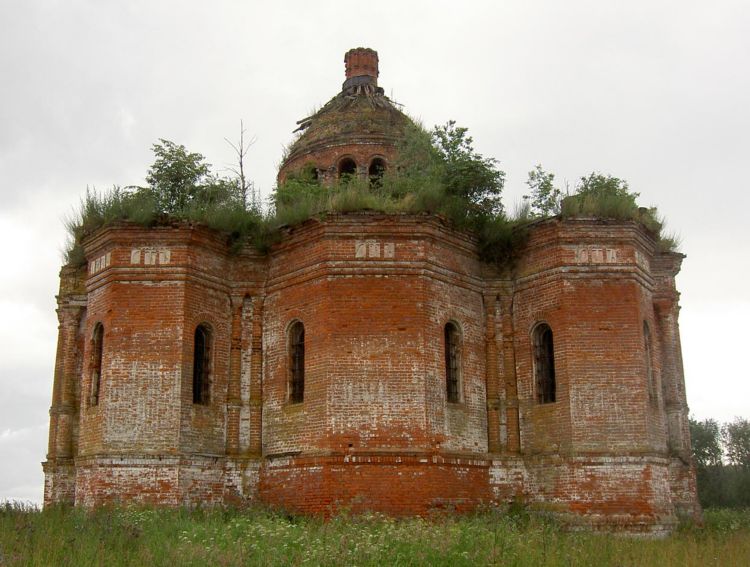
(63, 131, 681, 272)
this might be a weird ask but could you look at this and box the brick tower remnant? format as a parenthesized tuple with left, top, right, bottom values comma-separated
(278, 47, 410, 186)
(43, 48, 700, 533)
(344, 47, 379, 86)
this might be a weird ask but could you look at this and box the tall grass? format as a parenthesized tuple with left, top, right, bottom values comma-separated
(1, 502, 748, 566)
(559, 179, 680, 253)
(64, 174, 676, 273)
(64, 186, 268, 264)
(271, 176, 529, 268)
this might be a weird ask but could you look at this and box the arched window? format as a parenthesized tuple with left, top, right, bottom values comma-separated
(90, 323, 104, 406)
(368, 157, 386, 187)
(644, 321, 656, 404)
(444, 322, 461, 403)
(193, 324, 212, 405)
(338, 157, 357, 178)
(289, 321, 305, 404)
(533, 323, 556, 404)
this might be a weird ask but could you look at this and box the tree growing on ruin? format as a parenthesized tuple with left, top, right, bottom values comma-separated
(145, 139, 214, 214)
(524, 165, 562, 217)
(145, 139, 245, 215)
(431, 120, 505, 217)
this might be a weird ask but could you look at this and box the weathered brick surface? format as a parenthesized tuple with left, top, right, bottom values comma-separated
(522, 455, 677, 534)
(260, 455, 491, 516)
(41, 214, 699, 530)
(41, 48, 699, 530)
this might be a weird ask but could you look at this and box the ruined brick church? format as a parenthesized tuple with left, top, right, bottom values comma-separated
(44, 48, 700, 532)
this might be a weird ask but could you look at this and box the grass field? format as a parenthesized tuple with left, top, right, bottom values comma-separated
(1, 503, 748, 566)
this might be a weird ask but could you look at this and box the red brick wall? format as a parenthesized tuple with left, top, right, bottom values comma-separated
(180, 280, 231, 455)
(78, 279, 184, 456)
(42, 215, 699, 530)
(511, 220, 671, 455)
(522, 455, 676, 533)
(261, 455, 491, 516)
(263, 215, 489, 457)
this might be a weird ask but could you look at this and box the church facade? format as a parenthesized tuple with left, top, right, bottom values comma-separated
(43, 48, 699, 533)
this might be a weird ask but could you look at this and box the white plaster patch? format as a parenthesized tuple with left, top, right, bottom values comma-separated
(355, 240, 393, 259)
(574, 246, 622, 264)
(383, 242, 395, 258)
(355, 240, 367, 258)
(89, 252, 112, 274)
(144, 249, 157, 265)
(129, 247, 171, 265)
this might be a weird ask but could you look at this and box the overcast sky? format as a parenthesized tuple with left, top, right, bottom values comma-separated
(1, 0, 748, 504)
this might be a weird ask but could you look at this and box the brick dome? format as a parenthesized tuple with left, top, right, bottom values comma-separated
(278, 48, 413, 184)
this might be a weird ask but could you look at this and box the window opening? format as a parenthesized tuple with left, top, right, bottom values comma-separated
(193, 324, 212, 405)
(445, 322, 461, 403)
(533, 323, 556, 404)
(368, 157, 386, 187)
(90, 323, 104, 406)
(338, 157, 357, 178)
(289, 322, 305, 404)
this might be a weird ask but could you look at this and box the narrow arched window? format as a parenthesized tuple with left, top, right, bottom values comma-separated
(338, 157, 357, 178)
(533, 323, 556, 404)
(289, 321, 305, 404)
(644, 321, 656, 404)
(90, 323, 104, 406)
(445, 322, 461, 403)
(368, 157, 386, 188)
(193, 324, 212, 405)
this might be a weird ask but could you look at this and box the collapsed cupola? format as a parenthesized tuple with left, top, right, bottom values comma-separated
(277, 48, 413, 185)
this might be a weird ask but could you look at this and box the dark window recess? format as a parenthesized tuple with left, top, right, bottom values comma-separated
(533, 324, 556, 404)
(90, 323, 104, 406)
(445, 322, 460, 403)
(644, 321, 656, 403)
(289, 322, 305, 404)
(368, 158, 386, 187)
(338, 158, 357, 177)
(193, 324, 211, 405)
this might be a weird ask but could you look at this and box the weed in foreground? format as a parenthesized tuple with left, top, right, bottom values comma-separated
(1, 503, 749, 566)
